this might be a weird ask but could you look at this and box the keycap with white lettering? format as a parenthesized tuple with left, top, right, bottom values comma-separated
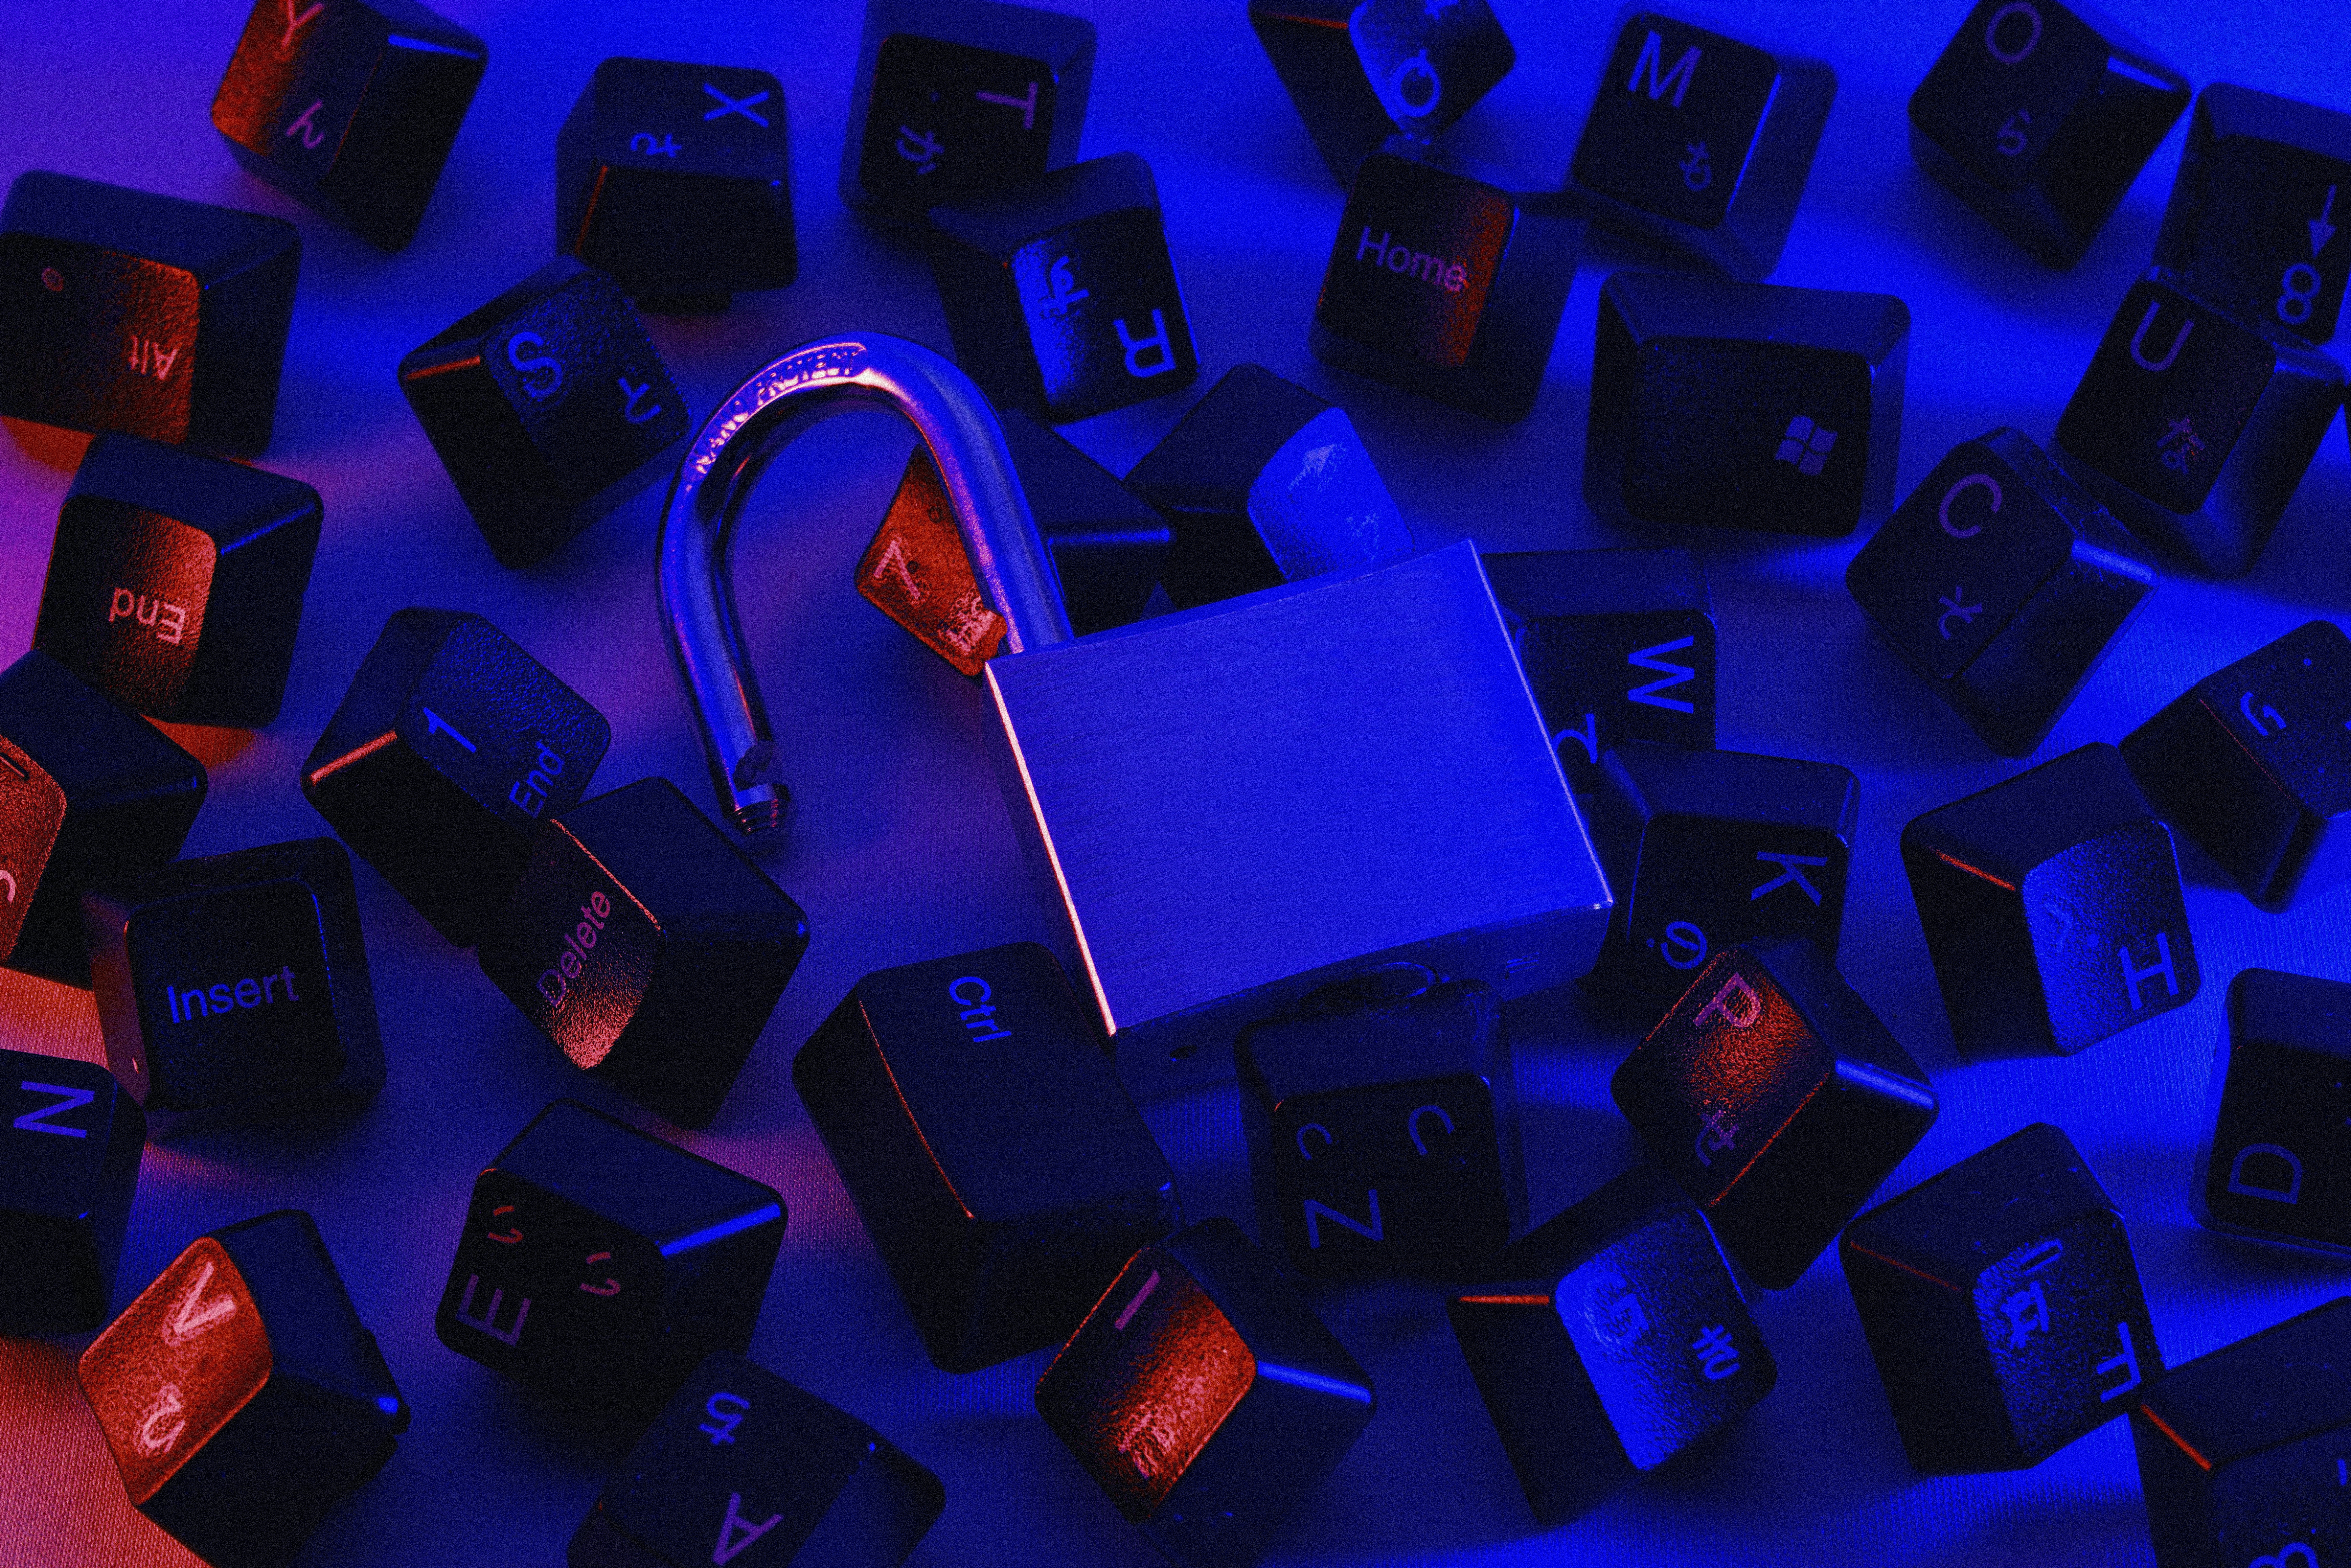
(303, 608, 610, 947)
(1448, 1163, 1774, 1525)
(210, 0, 486, 251)
(2053, 270, 2344, 576)
(557, 59, 795, 309)
(0, 1052, 144, 1333)
(2197, 969, 2351, 1252)
(1841, 1123, 2159, 1474)
(77, 1209, 409, 1568)
(398, 257, 691, 568)
(2124, 622, 2351, 913)
(435, 1100, 786, 1423)
(570, 1351, 944, 1568)
(1124, 362, 1412, 610)
(0, 171, 299, 457)
(840, 0, 1094, 227)
(1249, 0, 1515, 186)
(1908, 0, 2189, 269)
(1581, 742, 1857, 1021)
(2132, 1296, 2351, 1568)
(1588, 271, 1910, 535)
(1612, 936, 1937, 1290)
(34, 432, 321, 728)
(1901, 742, 2199, 1058)
(478, 778, 809, 1130)
(1847, 427, 2155, 758)
(1309, 144, 1578, 422)
(0, 650, 207, 988)
(928, 153, 1199, 423)
(1035, 1219, 1374, 1568)
(83, 837, 382, 1119)
(1559, 11, 1835, 281)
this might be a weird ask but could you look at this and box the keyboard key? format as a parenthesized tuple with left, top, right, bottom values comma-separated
(1309, 144, 1579, 422)
(840, 0, 1095, 227)
(569, 1351, 944, 1568)
(1611, 936, 1937, 1290)
(301, 607, 611, 947)
(33, 432, 322, 728)
(78, 1209, 409, 1568)
(1846, 426, 2156, 757)
(1841, 1123, 2160, 1473)
(0, 171, 299, 457)
(478, 778, 810, 1130)
(1447, 1163, 1774, 1525)
(556, 58, 796, 309)
(795, 942, 1180, 1371)
(1907, 0, 2189, 269)
(1249, 0, 1516, 186)
(928, 153, 1199, 423)
(1587, 270, 1910, 535)
(1236, 964, 1519, 1281)
(83, 837, 382, 1119)
(2197, 968, 2351, 1252)
(0, 651, 206, 988)
(1035, 1218, 1374, 1568)
(1901, 741, 2199, 1058)
(1560, 11, 1836, 281)
(210, 0, 486, 251)
(2122, 621, 2351, 912)
(0, 1052, 144, 1333)
(398, 257, 691, 568)
(1124, 362, 1411, 610)
(2053, 270, 2345, 576)
(435, 1100, 786, 1422)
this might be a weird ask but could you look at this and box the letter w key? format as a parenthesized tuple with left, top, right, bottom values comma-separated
(1627, 635, 1700, 713)
(14, 1081, 95, 1137)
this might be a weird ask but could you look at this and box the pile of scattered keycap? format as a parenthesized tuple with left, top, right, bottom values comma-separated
(2, 1, 2349, 1565)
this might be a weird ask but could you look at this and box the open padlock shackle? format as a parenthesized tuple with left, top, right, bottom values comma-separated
(657, 333, 1074, 839)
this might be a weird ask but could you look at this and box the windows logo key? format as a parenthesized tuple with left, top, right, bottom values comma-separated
(1775, 415, 1838, 475)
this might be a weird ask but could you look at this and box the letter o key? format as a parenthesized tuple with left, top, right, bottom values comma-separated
(1985, 2, 2041, 64)
(1939, 473, 2002, 538)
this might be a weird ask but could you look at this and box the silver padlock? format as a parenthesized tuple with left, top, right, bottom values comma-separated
(659, 333, 1611, 1091)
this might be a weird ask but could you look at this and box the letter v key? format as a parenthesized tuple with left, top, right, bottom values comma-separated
(163, 1259, 239, 1346)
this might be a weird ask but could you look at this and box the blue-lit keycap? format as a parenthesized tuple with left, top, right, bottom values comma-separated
(0, 1052, 144, 1333)
(1249, 0, 1515, 186)
(2198, 969, 2351, 1253)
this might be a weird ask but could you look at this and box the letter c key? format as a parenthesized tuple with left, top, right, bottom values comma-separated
(1939, 473, 2002, 538)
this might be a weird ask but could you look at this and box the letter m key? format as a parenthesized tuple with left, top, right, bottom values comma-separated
(1627, 636, 1699, 713)
(1628, 29, 1701, 108)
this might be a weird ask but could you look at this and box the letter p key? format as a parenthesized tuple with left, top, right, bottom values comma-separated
(1693, 972, 1762, 1029)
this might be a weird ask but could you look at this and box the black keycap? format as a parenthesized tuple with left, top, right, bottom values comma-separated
(1484, 547, 1715, 790)
(0, 171, 299, 458)
(2156, 84, 2351, 347)
(1840, 1123, 2160, 1474)
(1901, 742, 2199, 1058)
(33, 432, 322, 728)
(1611, 936, 1937, 1290)
(1907, 0, 2190, 269)
(556, 58, 796, 309)
(1124, 362, 1412, 610)
(0, 650, 206, 987)
(83, 837, 382, 1119)
(569, 1351, 944, 1568)
(795, 942, 1180, 1371)
(1559, 11, 1836, 282)
(2132, 1296, 2351, 1568)
(840, 0, 1095, 227)
(1847, 426, 2155, 758)
(302, 607, 611, 947)
(435, 1100, 786, 1422)
(209, 0, 486, 252)
(2053, 270, 2345, 576)
(478, 778, 810, 1130)
(928, 153, 1199, 423)
(0, 1052, 144, 1333)
(1249, 0, 1516, 187)
(398, 257, 691, 568)
(1581, 743, 1857, 1020)
(1447, 1163, 1774, 1526)
(1309, 144, 1578, 422)
(1587, 270, 1910, 536)
(77, 1209, 409, 1568)
(1034, 1218, 1374, 1568)
(2198, 969, 2351, 1252)
(2122, 621, 2351, 912)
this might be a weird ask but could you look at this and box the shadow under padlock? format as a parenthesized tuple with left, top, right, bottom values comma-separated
(657, 333, 1612, 1094)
